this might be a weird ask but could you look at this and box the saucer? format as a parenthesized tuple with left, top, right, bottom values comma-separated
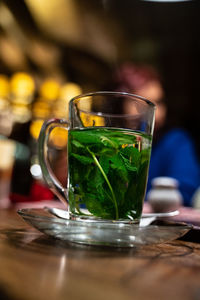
(17, 208, 191, 248)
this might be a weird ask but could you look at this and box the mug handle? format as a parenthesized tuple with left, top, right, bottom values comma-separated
(38, 118, 69, 206)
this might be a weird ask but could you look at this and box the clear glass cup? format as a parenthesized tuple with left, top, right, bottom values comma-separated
(38, 91, 155, 223)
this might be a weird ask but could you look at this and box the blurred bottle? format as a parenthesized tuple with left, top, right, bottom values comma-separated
(10, 72, 35, 125)
(0, 138, 15, 208)
(192, 187, 200, 208)
(8, 73, 35, 202)
(147, 177, 183, 213)
(0, 74, 13, 137)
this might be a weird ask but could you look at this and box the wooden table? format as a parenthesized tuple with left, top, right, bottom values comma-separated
(0, 209, 200, 300)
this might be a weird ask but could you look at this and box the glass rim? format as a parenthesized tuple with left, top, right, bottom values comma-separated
(69, 91, 156, 118)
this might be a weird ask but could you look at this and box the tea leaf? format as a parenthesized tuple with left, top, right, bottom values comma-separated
(84, 193, 114, 219)
(100, 136, 118, 149)
(71, 153, 94, 165)
(99, 156, 110, 174)
(69, 128, 151, 220)
(87, 146, 119, 219)
(120, 153, 138, 172)
(71, 129, 102, 144)
(71, 140, 84, 148)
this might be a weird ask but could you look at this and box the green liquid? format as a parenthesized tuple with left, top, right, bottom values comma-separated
(68, 127, 152, 221)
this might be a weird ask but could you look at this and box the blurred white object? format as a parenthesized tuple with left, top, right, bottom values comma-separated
(146, 176, 183, 212)
(0, 139, 16, 208)
(192, 187, 200, 208)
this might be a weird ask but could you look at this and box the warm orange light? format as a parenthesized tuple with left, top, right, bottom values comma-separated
(11, 104, 32, 123)
(29, 119, 44, 140)
(39, 79, 60, 101)
(80, 112, 105, 127)
(10, 72, 35, 97)
(59, 82, 82, 101)
(0, 98, 9, 110)
(0, 75, 10, 98)
(32, 100, 50, 118)
(52, 82, 82, 119)
(50, 127, 68, 148)
(52, 102, 68, 118)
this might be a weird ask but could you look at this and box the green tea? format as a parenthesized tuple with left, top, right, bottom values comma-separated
(68, 127, 152, 221)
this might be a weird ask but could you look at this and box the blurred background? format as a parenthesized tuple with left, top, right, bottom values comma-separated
(0, 0, 199, 206)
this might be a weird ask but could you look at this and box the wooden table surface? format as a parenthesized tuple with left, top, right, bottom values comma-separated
(0, 209, 200, 300)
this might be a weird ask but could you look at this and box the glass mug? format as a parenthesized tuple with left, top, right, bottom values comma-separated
(38, 91, 155, 223)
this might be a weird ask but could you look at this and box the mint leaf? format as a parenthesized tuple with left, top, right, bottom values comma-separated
(120, 153, 138, 172)
(99, 156, 110, 174)
(100, 136, 118, 149)
(69, 128, 151, 220)
(71, 140, 84, 148)
(71, 129, 102, 144)
(71, 153, 94, 165)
